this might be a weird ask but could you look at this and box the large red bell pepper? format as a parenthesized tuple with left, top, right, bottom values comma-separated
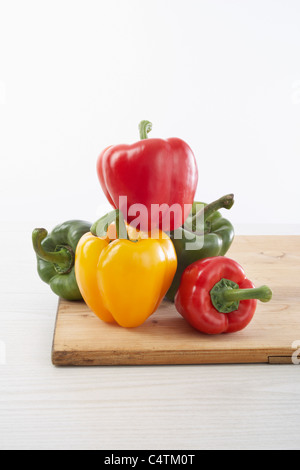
(97, 120, 198, 232)
(175, 257, 272, 334)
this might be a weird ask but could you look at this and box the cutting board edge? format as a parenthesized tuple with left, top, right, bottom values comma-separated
(51, 346, 294, 367)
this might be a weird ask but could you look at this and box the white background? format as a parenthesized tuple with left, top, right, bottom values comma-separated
(1, 0, 300, 233)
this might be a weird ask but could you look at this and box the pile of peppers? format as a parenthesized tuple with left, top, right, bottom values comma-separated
(32, 120, 272, 334)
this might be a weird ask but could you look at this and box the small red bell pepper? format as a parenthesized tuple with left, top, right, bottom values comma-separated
(175, 257, 272, 334)
(97, 120, 198, 232)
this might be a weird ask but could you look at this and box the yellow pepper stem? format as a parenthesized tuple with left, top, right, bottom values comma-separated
(91, 209, 129, 240)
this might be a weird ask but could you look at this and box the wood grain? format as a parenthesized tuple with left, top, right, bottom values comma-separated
(52, 236, 300, 366)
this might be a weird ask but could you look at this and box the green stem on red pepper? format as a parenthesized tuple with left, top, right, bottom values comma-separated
(210, 278, 272, 314)
(139, 120, 152, 140)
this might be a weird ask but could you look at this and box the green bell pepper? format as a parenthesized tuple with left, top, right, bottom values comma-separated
(32, 220, 91, 301)
(166, 194, 235, 302)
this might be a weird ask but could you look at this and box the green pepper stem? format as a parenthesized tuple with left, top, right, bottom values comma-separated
(91, 210, 119, 237)
(210, 278, 272, 314)
(115, 210, 129, 240)
(139, 120, 152, 140)
(196, 194, 234, 222)
(222, 285, 273, 303)
(91, 209, 129, 240)
(191, 194, 234, 233)
(32, 228, 74, 274)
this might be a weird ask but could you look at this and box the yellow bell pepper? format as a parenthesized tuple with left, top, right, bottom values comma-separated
(75, 211, 177, 328)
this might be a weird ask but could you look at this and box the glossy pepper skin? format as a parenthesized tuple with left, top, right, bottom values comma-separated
(175, 257, 272, 335)
(75, 210, 177, 328)
(166, 194, 235, 302)
(97, 120, 198, 232)
(32, 221, 91, 300)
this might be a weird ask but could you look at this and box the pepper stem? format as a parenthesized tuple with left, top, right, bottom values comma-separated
(223, 285, 273, 303)
(32, 228, 74, 274)
(191, 194, 234, 233)
(210, 278, 272, 314)
(91, 210, 119, 237)
(139, 120, 152, 140)
(203, 194, 234, 222)
(91, 209, 129, 240)
(115, 209, 129, 240)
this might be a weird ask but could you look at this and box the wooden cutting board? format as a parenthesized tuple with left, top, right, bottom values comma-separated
(52, 236, 300, 366)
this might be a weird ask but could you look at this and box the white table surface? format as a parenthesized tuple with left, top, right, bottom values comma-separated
(0, 223, 299, 450)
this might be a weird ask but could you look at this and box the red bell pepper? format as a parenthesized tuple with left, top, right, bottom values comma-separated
(97, 120, 198, 232)
(175, 257, 272, 334)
